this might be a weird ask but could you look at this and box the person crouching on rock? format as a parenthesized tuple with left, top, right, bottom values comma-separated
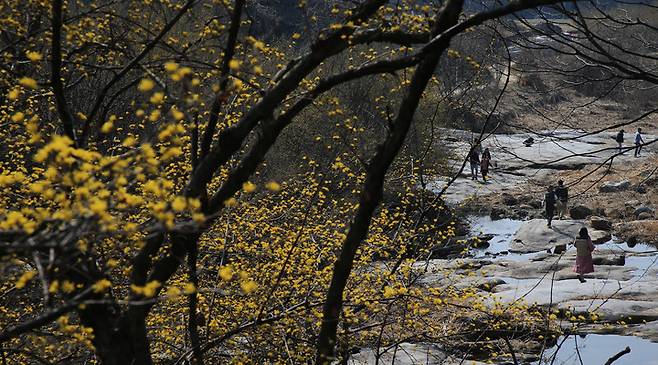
(573, 227, 595, 283)
(554, 180, 569, 219)
(543, 186, 556, 228)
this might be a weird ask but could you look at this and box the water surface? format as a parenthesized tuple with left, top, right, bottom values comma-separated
(542, 334, 658, 365)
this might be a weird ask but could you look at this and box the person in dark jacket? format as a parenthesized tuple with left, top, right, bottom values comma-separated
(554, 180, 569, 219)
(468, 148, 480, 181)
(615, 129, 624, 154)
(543, 186, 557, 228)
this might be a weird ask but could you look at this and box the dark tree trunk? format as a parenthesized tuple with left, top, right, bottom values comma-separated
(79, 305, 153, 365)
(315, 1, 465, 363)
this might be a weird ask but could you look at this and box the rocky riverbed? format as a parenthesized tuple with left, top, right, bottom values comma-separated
(432, 216, 658, 363)
(426, 128, 656, 206)
(350, 216, 658, 364)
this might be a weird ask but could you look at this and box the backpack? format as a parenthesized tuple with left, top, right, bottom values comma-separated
(545, 192, 556, 206)
(555, 186, 568, 201)
(469, 151, 480, 163)
(616, 131, 624, 143)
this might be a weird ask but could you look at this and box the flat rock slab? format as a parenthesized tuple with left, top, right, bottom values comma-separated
(622, 321, 658, 343)
(510, 219, 611, 253)
(558, 299, 658, 323)
(497, 263, 635, 282)
(348, 343, 489, 365)
(492, 278, 658, 308)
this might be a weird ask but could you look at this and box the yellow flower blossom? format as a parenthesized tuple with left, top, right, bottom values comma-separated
(62, 281, 76, 293)
(92, 279, 112, 293)
(101, 121, 114, 133)
(138, 78, 155, 92)
(242, 181, 256, 193)
(183, 282, 196, 294)
(149, 92, 165, 104)
(26, 51, 42, 61)
(19, 77, 38, 89)
(192, 213, 205, 224)
(265, 181, 281, 192)
(219, 266, 233, 281)
(229, 59, 241, 70)
(171, 107, 184, 121)
(16, 270, 37, 289)
(240, 280, 258, 294)
(167, 286, 182, 298)
(8, 87, 20, 100)
(149, 110, 161, 122)
(164, 62, 179, 72)
(171, 196, 187, 211)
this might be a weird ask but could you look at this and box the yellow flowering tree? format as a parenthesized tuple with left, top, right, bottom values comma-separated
(5, 0, 652, 364)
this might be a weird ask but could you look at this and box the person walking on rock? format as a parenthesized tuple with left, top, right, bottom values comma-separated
(554, 180, 569, 219)
(615, 129, 624, 154)
(543, 186, 556, 228)
(573, 227, 595, 283)
(480, 148, 493, 183)
(635, 127, 645, 158)
(468, 148, 480, 181)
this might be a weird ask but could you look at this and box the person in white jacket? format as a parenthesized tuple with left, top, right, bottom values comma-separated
(635, 127, 645, 158)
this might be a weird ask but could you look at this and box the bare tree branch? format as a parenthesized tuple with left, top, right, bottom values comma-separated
(51, 0, 77, 144)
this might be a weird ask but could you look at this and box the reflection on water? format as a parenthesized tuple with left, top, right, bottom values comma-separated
(543, 334, 658, 365)
(468, 215, 530, 260)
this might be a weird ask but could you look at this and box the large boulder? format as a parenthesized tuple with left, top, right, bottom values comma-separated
(570, 205, 593, 219)
(599, 180, 631, 193)
(510, 219, 611, 253)
(553, 243, 567, 254)
(590, 216, 612, 231)
(469, 235, 492, 249)
(635, 206, 655, 217)
(429, 244, 467, 259)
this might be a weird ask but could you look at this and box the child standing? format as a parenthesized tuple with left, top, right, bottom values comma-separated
(573, 227, 595, 283)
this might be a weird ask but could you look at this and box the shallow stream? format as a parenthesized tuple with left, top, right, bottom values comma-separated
(468, 215, 658, 364)
(469, 215, 658, 278)
(542, 334, 658, 365)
